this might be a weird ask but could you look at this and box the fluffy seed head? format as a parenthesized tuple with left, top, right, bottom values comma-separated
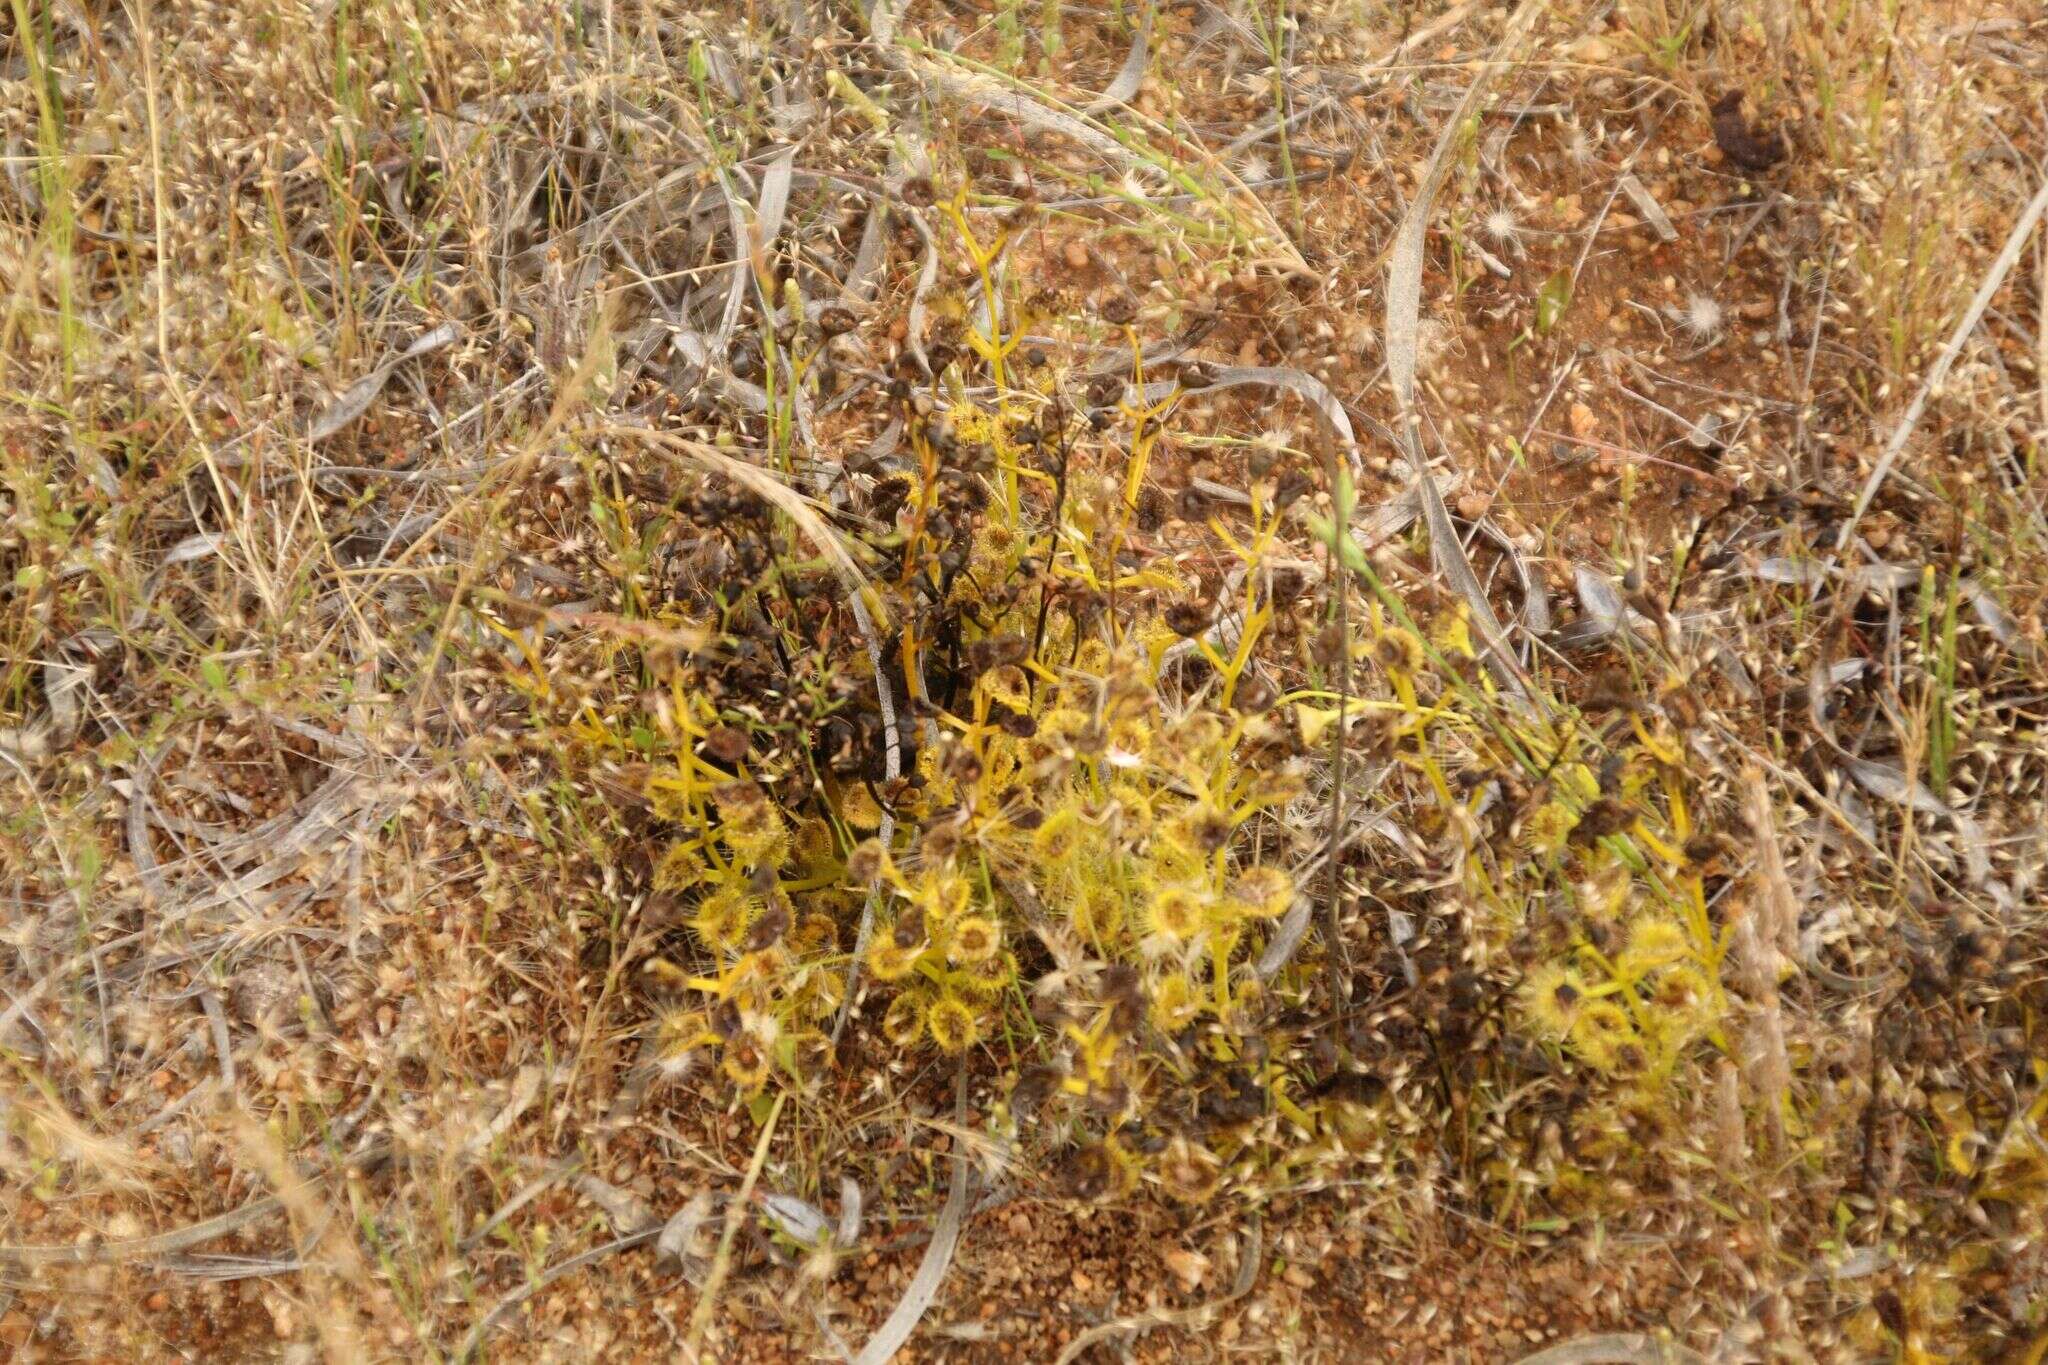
(1676, 292, 1724, 341)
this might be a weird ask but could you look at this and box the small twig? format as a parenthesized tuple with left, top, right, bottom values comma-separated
(1052, 1213, 1263, 1365)
(455, 1226, 663, 1363)
(1512, 1334, 1707, 1365)
(1531, 429, 1739, 489)
(685, 1090, 786, 1353)
(834, 586, 900, 1046)
(1796, 241, 1835, 484)
(0, 1142, 390, 1269)
(1322, 459, 1352, 1005)
(1838, 173, 2048, 547)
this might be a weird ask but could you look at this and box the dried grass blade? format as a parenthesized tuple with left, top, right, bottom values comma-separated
(1383, 0, 1551, 695)
(0, 1195, 290, 1268)
(1840, 174, 2048, 547)
(853, 1075, 972, 1365)
(1840, 757, 1991, 885)
(1184, 365, 1362, 473)
(1512, 1334, 1707, 1365)
(600, 425, 878, 619)
(1415, 461, 1529, 689)
(1084, 3, 1154, 114)
(899, 56, 1141, 170)
(307, 322, 460, 443)
(755, 147, 797, 253)
(1616, 172, 1677, 243)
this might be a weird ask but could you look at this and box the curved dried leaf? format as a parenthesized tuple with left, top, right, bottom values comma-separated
(761, 1193, 832, 1246)
(836, 1175, 864, 1248)
(1840, 757, 1991, 885)
(851, 1136, 970, 1365)
(1182, 365, 1360, 471)
(1752, 556, 1828, 588)
(1083, 4, 1154, 114)
(656, 1191, 722, 1275)
(308, 323, 460, 442)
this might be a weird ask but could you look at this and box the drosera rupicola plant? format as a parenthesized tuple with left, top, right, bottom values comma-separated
(583, 179, 1782, 1221)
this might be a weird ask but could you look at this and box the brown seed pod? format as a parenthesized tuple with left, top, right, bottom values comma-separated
(743, 900, 790, 952)
(701, 725, 751, 765)
(1571, 797, 1633, 844)
(846, 839, 885, 884)
(713, 779, 769, 810)
(1164, 599, 1213, 638)
(1012, 1066, 1061, 1113)
(1064, 1143, 1114, 1201)
(965, 634, 1030, 672)
(1710, 91, 1787, 174)
(1101, 963, 1143, 1034)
